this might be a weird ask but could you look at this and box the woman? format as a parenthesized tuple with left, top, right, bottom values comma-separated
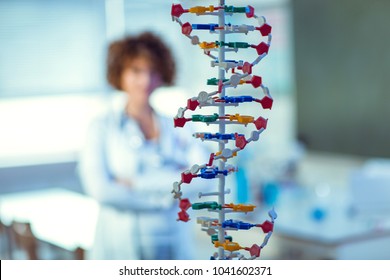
(79, 32, 206, 259)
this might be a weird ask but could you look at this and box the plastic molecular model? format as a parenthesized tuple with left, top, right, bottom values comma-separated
(171, 0, 277, 260)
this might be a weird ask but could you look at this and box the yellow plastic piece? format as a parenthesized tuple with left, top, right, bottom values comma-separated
(214, 240, 244, 252)
(189, 6, 208, 14)
(215, 151, 237, 158)
(229, 114, 254, 124)
(228, 114, 239, 121)
(189, 6, 216, 14)
(226, 203, 256, 213)
(199, 42, 217, 49)
(238, 115, 254, 124)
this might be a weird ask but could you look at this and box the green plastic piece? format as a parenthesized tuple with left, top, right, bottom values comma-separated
(211, 235, 233, 244)
(227, 42, 250, 49)
(192, 201, 221, 210)
(225, 6, 246, 13)
(216, 41, 250, 49)
(207, 78, 228, 85)
(192, 113, 219, 123)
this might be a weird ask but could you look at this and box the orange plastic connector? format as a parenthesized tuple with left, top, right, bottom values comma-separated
(224, 203, 256, 213)
(188, 5, 217, 14)
(214, 240, 244, 252)
(189, 6, 208, 14)
(228, 114, 254, 124)
(199, 41, 217, 49)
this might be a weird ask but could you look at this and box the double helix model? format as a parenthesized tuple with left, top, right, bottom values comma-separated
(171, 0, 277, 260)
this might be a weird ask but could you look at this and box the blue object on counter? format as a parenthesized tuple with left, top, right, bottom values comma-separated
(236, 166, 249, 203)
(311, 207, 327, 222)
(263, 181, 279, 205)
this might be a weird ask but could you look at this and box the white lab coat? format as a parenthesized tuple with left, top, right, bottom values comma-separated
(79, 95, 209, 259)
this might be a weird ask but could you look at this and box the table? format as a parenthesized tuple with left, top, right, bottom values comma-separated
(0, 188, 99, 257)
(272, 189, 390, 259)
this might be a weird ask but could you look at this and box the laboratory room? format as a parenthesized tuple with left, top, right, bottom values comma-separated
(0, 0, 389, 260)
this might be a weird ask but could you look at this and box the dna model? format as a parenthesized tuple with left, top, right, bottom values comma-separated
(171, 0, 277, 260)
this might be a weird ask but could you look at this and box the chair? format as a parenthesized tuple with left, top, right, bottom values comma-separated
(74, 246, 85, 260)
(10, 221, 38, 260)
(9, 220, 85, 260)
(0, 220, 12, 259)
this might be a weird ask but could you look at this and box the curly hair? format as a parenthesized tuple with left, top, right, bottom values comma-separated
(107, 32, 176, 90)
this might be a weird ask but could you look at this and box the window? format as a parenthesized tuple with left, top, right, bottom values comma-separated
(0, 0, 107, 97)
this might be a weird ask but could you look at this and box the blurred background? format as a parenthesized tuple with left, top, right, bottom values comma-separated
(1, 0, 390, 260)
